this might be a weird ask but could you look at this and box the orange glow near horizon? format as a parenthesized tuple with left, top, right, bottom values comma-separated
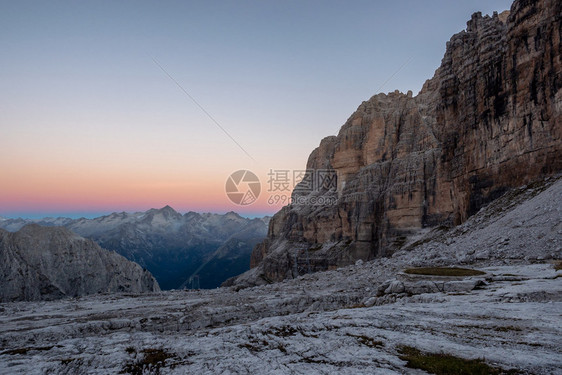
(1, 0, 516, 218)
(0, 96, 318, 218)
(0, 149, 299, 217)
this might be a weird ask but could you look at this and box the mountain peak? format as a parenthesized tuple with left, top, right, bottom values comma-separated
(158, 205, 181, 217)
(225, 211, 242, 218)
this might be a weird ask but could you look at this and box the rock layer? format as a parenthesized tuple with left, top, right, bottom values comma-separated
(0, 224, 160, 302)
(239, 0, 562, 285)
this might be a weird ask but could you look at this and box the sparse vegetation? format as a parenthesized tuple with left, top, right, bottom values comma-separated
(404, 267, 485, 277)
(554, 261, 562, 271)
(238, 335, 270, 353)
(125, 346, 136, 354)
(270, 326, 299, 337)
(397, 346, 521, 374)
(121, 348, 176, 375)
(347, 334, 384, 348)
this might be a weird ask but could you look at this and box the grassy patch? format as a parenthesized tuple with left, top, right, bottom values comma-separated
(404, 267, 485, 277)
(398, 346, 521, 374)
(121, 348, 176, 375)
(347, 334, 384, 348)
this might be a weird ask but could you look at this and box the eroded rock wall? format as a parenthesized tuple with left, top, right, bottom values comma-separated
(240, 0, 561, 285)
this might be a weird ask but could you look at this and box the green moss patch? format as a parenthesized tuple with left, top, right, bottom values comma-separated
(398, 346, 521, 374)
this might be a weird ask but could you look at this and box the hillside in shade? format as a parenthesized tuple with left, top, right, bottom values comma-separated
(0, 224, 159, 302)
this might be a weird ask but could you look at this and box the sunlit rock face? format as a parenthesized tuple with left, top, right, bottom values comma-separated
(237, 0, 561, 285)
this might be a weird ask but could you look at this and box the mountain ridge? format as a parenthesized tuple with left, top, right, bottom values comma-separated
(0, 207, 270, 289)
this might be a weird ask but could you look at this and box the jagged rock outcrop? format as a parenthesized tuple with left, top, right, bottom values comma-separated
(0, 224, 160, 302)
(235, 0, 562, 286)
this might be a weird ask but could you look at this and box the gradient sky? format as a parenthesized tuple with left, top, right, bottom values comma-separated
(0, 0, 513, 218)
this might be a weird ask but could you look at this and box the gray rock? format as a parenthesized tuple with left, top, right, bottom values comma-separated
(475, 250, 490, 260)
(385, 280, 405, 294)
(0, 224, 159, 302)
(405, 281, 440, 295)
(362, 296, 377, 307)
(442, 280, 483, 293)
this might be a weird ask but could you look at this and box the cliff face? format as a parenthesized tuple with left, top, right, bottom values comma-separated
(238, 0, 561, 286)
(0, 224, 160, 302)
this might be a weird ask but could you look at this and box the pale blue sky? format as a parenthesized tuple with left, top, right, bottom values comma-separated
(1, 0, 514, 218)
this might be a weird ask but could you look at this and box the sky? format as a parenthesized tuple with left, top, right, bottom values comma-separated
(0, 0, 514, 219)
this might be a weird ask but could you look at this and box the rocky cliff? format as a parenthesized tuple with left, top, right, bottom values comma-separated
(236, 0, 561, 286)
(0, 224, 160, 302)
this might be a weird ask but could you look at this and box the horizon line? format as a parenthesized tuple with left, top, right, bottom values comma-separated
(0, 206, 275, 220)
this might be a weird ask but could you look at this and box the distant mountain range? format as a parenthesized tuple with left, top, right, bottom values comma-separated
(0, 207, 270, 289)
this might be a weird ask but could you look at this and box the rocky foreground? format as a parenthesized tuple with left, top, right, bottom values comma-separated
(0, 178, 560, 374)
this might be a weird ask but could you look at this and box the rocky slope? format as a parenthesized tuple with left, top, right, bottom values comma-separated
(0, 177, 560, 373)
(240, 0, 562, 285)
(0, 224, 159, 302)
(0, 208, 269, 289)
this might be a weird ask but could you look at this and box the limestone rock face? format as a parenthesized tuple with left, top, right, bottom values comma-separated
(0, 224, 160, 302)
(238, 0, 562, 285)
